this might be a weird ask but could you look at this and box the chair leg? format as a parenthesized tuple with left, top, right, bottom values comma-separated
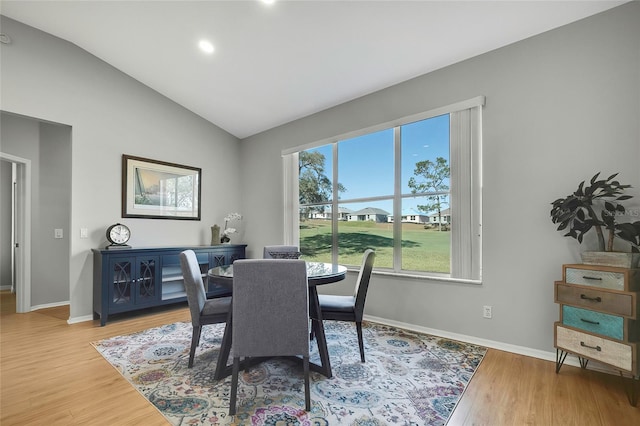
(356, 321, 365, 363)
(196, 325, 203, 346)
(188, 325, 201, 368)
(303, 355, 310, 411)
(229, 357, 240, 415)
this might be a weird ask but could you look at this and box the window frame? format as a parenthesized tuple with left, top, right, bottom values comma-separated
(283, 96, 484, 283)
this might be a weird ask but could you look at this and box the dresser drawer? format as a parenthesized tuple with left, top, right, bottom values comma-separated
(561, 305, 623, 340)
(563, 264, 640, 291)
(565, 267, 625, 290)
(555, 282, 636, 318)
(555, 323, 637, 373)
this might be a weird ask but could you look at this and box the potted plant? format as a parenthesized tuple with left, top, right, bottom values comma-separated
(550, 172, 640, 268)
(220, 212, 242, 243)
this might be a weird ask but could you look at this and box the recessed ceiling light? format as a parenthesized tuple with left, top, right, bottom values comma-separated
(198, 40, 214, 54)
(261, 0, 275, 5)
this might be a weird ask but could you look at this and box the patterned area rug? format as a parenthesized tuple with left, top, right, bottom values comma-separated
(92, 321, 486, 425)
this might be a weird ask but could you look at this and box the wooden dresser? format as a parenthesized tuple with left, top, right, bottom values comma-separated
(554, 263, 639, 405)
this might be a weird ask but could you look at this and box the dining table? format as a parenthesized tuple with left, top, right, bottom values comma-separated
(207, 261, 347, 380)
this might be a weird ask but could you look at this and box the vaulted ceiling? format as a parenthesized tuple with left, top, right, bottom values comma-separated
(0, 1, 626, 138)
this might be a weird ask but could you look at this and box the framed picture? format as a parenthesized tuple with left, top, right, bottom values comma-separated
(122, 155, 201, 220)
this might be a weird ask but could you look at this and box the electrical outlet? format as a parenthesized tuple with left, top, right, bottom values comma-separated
(80, 228, 88, 239)
(483, 305, 492, 319)
(54, 228, 63, 239)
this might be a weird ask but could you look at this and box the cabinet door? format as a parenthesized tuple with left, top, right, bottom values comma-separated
(135, 256, 159, 306)
(108, 255, 159, 312)
(229, 247, 243, 264)
(109, 257, 134, 311)
(211, 252, 227, 267)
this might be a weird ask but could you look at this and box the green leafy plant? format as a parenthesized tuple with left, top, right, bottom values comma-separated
(616, 221, 640, 252)
(550, 172, 639, 253)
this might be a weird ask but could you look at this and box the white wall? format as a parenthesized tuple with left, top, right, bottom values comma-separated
(0, 16, 242, 320)
(240, 3, 640, 353)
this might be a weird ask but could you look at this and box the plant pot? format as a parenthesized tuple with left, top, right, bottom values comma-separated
(581, 251, 640, 269)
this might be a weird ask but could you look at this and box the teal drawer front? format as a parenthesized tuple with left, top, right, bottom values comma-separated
(562, 305, 623, 340)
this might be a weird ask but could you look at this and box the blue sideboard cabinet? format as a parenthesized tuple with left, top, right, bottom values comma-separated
(93, 244, 246, 326)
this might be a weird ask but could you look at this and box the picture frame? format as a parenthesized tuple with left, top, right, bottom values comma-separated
(122, 155, 201, 220)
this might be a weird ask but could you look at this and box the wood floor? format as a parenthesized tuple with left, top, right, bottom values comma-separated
(1, 291, 638, 426)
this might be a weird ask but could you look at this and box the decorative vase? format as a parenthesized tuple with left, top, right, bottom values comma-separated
(210, 225, 220, 245)
(581, 251, 640, 268)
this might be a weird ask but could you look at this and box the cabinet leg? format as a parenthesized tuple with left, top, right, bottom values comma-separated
(555, 349, 568, 374)
(620, 372, 639, 407)
(578, 357, 589, 369)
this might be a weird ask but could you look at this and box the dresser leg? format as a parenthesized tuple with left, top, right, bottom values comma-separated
(578, 357, 589, 369)
(620, 372, 638, 407)
(555, 349, 568, 374)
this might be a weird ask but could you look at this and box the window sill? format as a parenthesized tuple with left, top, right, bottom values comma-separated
(345, 267, 482, 285)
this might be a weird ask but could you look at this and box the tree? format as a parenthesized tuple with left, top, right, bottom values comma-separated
(298, 151, 345, 220)
(408, 157, 450, 230)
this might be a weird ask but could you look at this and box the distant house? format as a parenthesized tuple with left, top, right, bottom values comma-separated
(309, 206, 353, 220)
(347, 207, 390, 223)
(428, 208, 451, 224)
(387, 212, 429, 224)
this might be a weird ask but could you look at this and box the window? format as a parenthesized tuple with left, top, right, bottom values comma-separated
(284, 97, 483, 282)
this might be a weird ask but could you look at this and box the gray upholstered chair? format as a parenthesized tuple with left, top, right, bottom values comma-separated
(229, 259, 310, 415)
(262, 245, 301, 259)
(316, 249, 375, 362)
(179, 250, 231, 368)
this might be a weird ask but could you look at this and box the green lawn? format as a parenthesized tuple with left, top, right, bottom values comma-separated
(299, 219, 450, 273)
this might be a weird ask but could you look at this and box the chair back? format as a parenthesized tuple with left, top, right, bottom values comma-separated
(353, 249, 376, 321)
(263, 245, 301, 259)
(232, 259, 309, 357)
(179, 250, 207, 326)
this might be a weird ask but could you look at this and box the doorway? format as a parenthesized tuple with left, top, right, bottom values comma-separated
(0, 153, 31, 313)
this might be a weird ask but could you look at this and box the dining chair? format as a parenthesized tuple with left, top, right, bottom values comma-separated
(315, 249, 375, 362)
(179, 250, 232, 368)
(262, 245, 301, 259)
(229, 259, 311, 415)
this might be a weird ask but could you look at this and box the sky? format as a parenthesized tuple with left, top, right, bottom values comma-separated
(304, 113, 450, 216)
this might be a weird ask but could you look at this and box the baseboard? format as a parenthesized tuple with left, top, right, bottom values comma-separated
(68, 314, 94, 325)
(31, 300, 69, 311)
(364, 314, 619, 376)
(0, 285, 13, 291)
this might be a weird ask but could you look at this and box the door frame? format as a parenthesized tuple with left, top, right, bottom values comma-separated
(0, 152, 31, 313)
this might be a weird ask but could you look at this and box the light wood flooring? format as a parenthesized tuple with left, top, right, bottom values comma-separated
(1, 290, 639, 425)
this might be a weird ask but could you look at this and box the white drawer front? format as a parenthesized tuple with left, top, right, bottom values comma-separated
(565, 268, 625, 291)
(556, 325, 633, 371)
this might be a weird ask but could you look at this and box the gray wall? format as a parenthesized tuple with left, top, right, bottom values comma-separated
(37, 121, 72, 306)
(0, 114, 40, 296)
(1, 113, 72, 306)
(240, 2, 640, 353)
(0, 16, 242, 319)
(0, 160, 12, 288)
(1, 3, 638, 357)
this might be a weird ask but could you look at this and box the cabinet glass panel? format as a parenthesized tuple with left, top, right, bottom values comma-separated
(137, 258, 157, 304)
(212, 254, 226, 267)
(111, 260, 133, 305)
